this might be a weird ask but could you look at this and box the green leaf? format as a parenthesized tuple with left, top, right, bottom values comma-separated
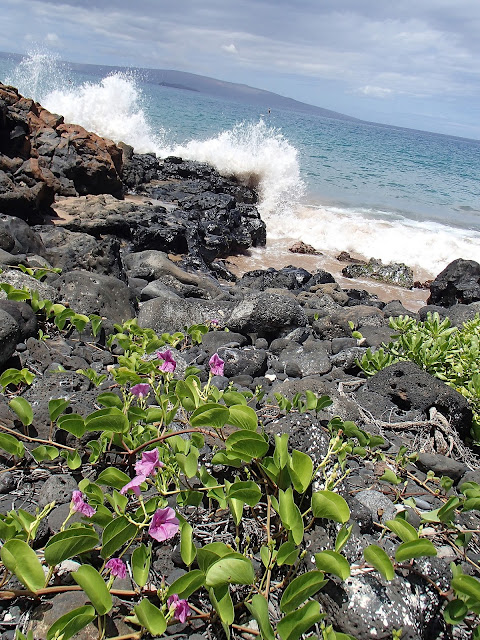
(314, 551, 351, 580)
(395, 539, 437, 562)
(190, 403, 230, 429)
(225, 429, 269, 462)
(134, 598, 167, 635)
(246, 594, 275, 640)
(65, 450, 82, 470)
(197, 542, 235, 573)
(280, 570, 328, 613)
(9, 397, 33, 426)
(273, 433, 290, 469)
(227, 404, 258, 431)
(46, 605, 96, 640)
(277, 541, 299, 566)
(101, 516, 138, 559)
(288, 449, 314, 493)
(205, 556, 255, 587)
(277, 600, 323, 640)
(335, 524, 353, 553)
(96, 392, 123, 409)
(48, 398, 70, 422)
(209, 584, 234, 625)
(226, 481, 261, 507)
(211, 450, 243, 467)
(72, 565, 112, 615)
(443, 599, 468, 625)
(31, 445, 59, 462)
(85, 407, 129, 434)
(386, 518, 419, 543)
(312, 490, 350, 524)
(132, 544, 151, 588)
(222, 391, 247, 407)
(363, 545, 395, 581)
(176, 450, 199, 478)
(180, 519, 197, 566)
(452, 574, 480, 602)
(167, 570, 205, 599)
(56, 414, 87, 438)
(279, 487, 304, 545)
(44, 527, 99, 565)
(0, 433, 25, 458)
(97, 467, 132, 490)
(0, 539, 45, 592)
(379, 469, 402, 485)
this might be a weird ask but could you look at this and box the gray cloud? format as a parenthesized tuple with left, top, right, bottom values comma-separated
(2, 0, 480, 136)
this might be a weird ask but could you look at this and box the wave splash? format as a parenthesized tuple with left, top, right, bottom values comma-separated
(5, 51, 303, 216)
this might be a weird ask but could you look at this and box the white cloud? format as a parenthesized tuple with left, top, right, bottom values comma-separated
(45, 32, 61, 47)
(356, 85, 394, 98)
(222, 43, 238, 54)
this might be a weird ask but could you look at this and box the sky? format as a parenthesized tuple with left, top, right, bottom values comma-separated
(1, 0, 480, 139)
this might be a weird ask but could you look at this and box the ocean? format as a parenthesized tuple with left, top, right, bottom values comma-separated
(1, 52, 479, 295)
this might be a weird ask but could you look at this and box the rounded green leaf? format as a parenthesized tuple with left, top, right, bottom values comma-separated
(97, 467, 133, 490)
(167, 569, 205, 599)
(45, 527, 99, 566)
(0, 539, 45, 592)
(395, 539, 437, 562)
(56, 414, 87, 438)
(246, 594, 275, 640)
(209, 584, 234, 625)
(0, 433, 25, 458)
(364, 544, 395, 581)
(205, 556, 255, 587)
(280, 570, 328, 613)
(386, 518, 419, 543)
(85, 407, 129, 434)
(48, 398, 70, 422)
(190, 403, 230, 429)
(227, 404, 258, 431)
(312, 490, 350, 524)
(31, 445, 59, 462)
(314, 551, 351, 580)
(46, 605, 96, 640)
(226, 481, 262, 507)
(222, 391, 247, 407)
(443, 599, 468, 625)
(132, 544, 151, 588)
(335, 524, 353, 554)
(452, 574, 480, 602)
(289, 449, 314, 493)
(96, 392, 123, 409)
(101, 516, 138, 559)
(72, 565, 112, 615)
(279, 487, 304, 545)
(134, 598, 167, 635)
(180, 520, 197, 566)
(9, 396, 33, 426)
(225, 429, 269, 461)
(277, 541, 300, 566)
(277, 600, 323, 640)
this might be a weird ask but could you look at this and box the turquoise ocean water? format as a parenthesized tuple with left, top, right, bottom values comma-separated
(1, 53, 479, 279)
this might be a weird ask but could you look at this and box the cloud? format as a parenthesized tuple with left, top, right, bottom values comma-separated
(356, 85, 394, 98)
(45, 32, 61, 47)
(222, 43, 238, 54)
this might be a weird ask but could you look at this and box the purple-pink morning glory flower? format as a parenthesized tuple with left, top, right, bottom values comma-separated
(130, 383, 150, 398)
(209, 353, 225, 377)
(167, 594, 190, 623)
(157, 349, 177, 373)
(148, 507, 179, 542)
(135, 448, 164, 478)
(120, 475, 147, 497)
(105, 558, 127, 580)
(71, 490, 96, 518)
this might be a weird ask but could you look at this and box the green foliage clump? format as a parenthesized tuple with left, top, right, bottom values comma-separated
(357, 312, 480, 441)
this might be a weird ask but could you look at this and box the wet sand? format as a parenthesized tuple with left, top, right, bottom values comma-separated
(228, 237, 431, 312)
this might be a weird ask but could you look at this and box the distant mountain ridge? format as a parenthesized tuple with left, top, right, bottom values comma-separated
(0, 50, 360, 123)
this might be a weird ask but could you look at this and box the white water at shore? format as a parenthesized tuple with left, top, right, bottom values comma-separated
(4, 51, 480, 278)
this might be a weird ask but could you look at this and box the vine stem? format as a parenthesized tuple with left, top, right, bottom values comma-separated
(0, 585, 158, 600)
(0, 423, 76, 452)
(128, 428, 219, 456)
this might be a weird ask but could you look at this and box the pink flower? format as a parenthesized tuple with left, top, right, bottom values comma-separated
(120, 475, 147, 497)
(157, 349, 177, 373)
(148, 507, 179, 542)
(105, 558, 127, 580)
(167, 594, 190, 623)
(209, 353, 224, 377)
(135, 448, 164, 477)
(130, 383, 150, 398)
(71, 490, 96, 518)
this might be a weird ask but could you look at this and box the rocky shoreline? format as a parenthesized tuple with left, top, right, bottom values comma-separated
(1, 82, 480, 639)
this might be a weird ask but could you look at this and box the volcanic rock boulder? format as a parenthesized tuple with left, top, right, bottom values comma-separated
(428, 258, 480, 307)
(359, 360, 472, 440)
(0, 82, 123, 221)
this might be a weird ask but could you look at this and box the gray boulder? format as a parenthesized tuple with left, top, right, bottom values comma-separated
(0, 308, 20, 365)
(227, 292, 307, 336)
(428, 258, 480, 307)
(271, 340, 331, 378)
